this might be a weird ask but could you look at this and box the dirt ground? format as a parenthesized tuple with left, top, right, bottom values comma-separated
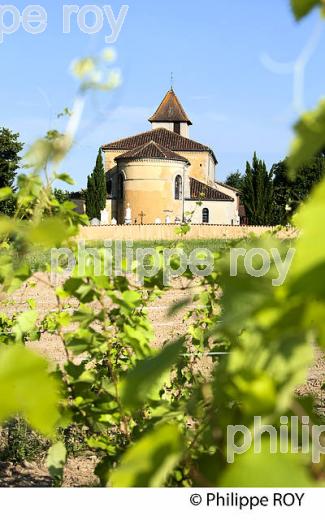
(0, 273, 324, 487)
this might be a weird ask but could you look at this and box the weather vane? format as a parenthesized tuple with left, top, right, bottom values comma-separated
(171, 72, 174, 90)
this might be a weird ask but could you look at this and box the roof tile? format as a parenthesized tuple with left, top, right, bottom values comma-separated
(116, 140, 189, 163)
(102, 128, 217, 163)
(148, 89, 192, 124)
(188, 178, 234, 202)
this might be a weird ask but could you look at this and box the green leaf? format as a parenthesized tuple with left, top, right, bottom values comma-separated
(0, 216, 17, 235)
(121, 323, 153, 358)
(54, 172, 75, 185)
(71, 57, 95, 78)
(0, 346, 60, 435)
(291, 0, 324, 20)
(288, 100, 325, 177)
(12, 310, 38, 341)
(175, 223, 191, 236)
(290, 177, 325, 279)
(121, 290, 142, 308)
(220, 440, 313, 486)
(29, 217, 77, 246)
(0, 187, 13, 201)
(46, 441, 67, 482)
(109, 423, 183, 487)
(120, 339, 184, 410)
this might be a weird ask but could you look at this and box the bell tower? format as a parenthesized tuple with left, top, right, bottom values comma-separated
(149, 88, 192, 138)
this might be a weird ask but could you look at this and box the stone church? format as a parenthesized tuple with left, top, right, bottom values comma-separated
(101, 89, 241, 225)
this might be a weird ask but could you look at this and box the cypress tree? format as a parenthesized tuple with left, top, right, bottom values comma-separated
(85, 149, 107, 220)
(86, 175, 97, 219)
(93, 149, 106, 212)
(242, 152, 274, 225)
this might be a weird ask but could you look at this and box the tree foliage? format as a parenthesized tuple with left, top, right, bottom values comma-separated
(225, 170, 244, 191)
(241, 152, 274, 225)
(0, 127, 24, 216)
(85, 149, 107, 220)
(272, 154, 325, 224)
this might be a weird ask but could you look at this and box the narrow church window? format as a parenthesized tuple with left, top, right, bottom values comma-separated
(202, 208, 209, 224)
(174, 122, 181, 134)
(175, 175, 183, 200)
(107, 179, 112, 197)
(118, 174, 124, 200)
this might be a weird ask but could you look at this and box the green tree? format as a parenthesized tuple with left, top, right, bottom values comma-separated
(53, 189, 70, 204)
(242, 152, 274, 225)
(85, 149, 107, 220)
(225, 170, 243, 191)
(271, 154, 325, 224)
(86, 175, 97, 219)
(0, 127, 24, 215)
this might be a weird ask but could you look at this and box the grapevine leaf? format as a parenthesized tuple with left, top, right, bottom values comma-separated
(12, 310, 38, 341)
(288, 100, 325, 177)
(29, 217, 77, 246)
(0, 216, 17, 235)
(109, 424, 183, 487)
(0, 187, 12, 201)
(46, 441, 67, 482)
(54, 172, 75, 185)
(0, 346, 60, 435)
(290, 177, 325, 278)
(291, 0, 324, 20)
(120, 338, 184, 410)
(220, 440, 313, 486)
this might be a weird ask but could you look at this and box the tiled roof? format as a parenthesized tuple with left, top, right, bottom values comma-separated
(148, 89, 192, 124)
(115, 141, 189, 163)
(102, 128, 217, 163)
(188, 178, 234, 202)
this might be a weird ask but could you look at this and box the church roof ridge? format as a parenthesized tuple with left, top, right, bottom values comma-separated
(115, 139, 190, 163)
(102, 127, 217, 164)
(148, 89, 192, 125)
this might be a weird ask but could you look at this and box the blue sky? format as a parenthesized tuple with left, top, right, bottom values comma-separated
(1, 0, 324, 189)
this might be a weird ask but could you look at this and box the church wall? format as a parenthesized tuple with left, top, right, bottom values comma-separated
(79, 224, 297, 241)
(151, 122, 189, 137)
(151, 122, 174, 132)
(104, 149, 127, 173)
(179, 151, 216, 185)
(103, 149, 217, 187)
(118, 159, 186, 224)
(215, 183, 240, 211)
(184, 200, 239, 225)
(180, 123, 189, 138)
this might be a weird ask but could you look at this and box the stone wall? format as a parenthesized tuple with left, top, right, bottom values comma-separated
(78, 224, 298, 242)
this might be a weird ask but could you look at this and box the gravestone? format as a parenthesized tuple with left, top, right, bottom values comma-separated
(100, 208, 109, 225)
(125, 203, 132, 225)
